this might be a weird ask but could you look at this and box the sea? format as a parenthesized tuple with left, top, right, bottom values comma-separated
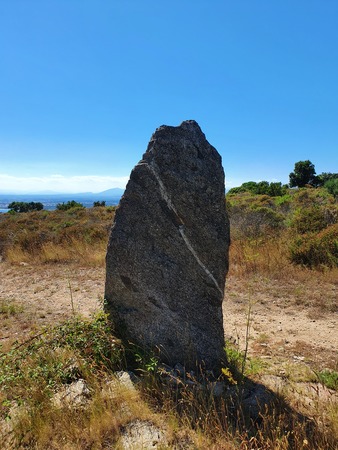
(0, 193, 123, 213)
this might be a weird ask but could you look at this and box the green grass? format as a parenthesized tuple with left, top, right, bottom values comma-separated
(317, 369, 338, 391)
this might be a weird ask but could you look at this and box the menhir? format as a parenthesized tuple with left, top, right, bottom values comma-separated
(105, 120, 230, 373)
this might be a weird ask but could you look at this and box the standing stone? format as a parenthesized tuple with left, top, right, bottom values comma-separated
(105, 120, 230, 373)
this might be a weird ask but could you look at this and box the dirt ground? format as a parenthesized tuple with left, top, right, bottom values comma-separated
(1, 261, 337, 374)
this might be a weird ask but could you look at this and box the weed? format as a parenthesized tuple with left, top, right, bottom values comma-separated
(0, 300, 23, 317)
(316, 369, 338, 391)
(256, 333, 270, 344)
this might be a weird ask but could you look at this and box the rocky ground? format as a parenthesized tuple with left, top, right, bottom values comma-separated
(1, 261, 337, 448)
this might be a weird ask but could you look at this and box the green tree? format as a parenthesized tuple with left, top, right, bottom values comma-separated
(8, 201, 44, 213)
(256, 181, 269, 195)
(289, 160, 317, 187)
(267, 182, 288, 197)
(317, 172, 338, 187)
(93, 200, 106, 207)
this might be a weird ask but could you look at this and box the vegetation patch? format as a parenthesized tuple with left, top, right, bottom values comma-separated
(290, 224, 338, 269)
(0, 300, 24, 317)
(0, 168, 337, 448)
(0, 207, 115, 265)
(316, 369, 338, 391)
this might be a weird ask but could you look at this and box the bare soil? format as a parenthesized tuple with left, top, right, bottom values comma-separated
(1, 261, 337, 374)
(224, 275, 338, 373)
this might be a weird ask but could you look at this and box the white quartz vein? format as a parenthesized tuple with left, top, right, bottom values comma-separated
(146, 162, 223, 295)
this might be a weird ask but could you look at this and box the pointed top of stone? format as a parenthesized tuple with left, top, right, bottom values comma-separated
(156, 119, 202, 132)
(145, 120, 217, 166)
(150, 120, 205, 143)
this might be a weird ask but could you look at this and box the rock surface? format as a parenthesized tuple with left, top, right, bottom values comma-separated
(52, 379, 90, 408)
(120, 420, 167, 449)
(105, 120, 230, 372)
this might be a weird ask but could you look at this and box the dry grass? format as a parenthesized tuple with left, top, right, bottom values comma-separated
(7, 378, 162, 449)
(0, 206, 114, 266)
(6, 238, 107, 266)
(2, 314, 335, 449)
(229, 230, 338, 313)
(0, 194, 337, 449)
(230, 231, 338, 281)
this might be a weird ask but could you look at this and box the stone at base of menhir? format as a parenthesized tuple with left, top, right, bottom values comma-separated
(105, 120, 230, 373)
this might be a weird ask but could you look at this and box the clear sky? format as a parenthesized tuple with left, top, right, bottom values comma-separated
(0, 0, 337, 193)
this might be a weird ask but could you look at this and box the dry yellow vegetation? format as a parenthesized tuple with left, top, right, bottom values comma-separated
(0, 191, 337, 449)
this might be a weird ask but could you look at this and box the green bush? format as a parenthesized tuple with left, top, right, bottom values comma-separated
(0, 313, 123, 402)
(274, 194, 293, 208)
(56, 200, 84, 211)
(325, 178, 338, 198)
(227, 181, 288, 197)
(317, 369, 338, 390)
(290, 206, 330, 235)
(293, 187, 335, 206)
(289, 223, 338, 268)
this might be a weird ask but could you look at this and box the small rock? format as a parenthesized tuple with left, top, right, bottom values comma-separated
(52, 379, 90, 408)
(115, 371, 138, 390)
(210, 381, 226, 397)
(120, 420, 167, 449)
(241, 384, 274, 421)
(174, 363, 185, 377)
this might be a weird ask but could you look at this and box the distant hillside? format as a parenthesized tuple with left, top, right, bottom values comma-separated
(98, 188, 124, 196)
(0, 188, 124, 211)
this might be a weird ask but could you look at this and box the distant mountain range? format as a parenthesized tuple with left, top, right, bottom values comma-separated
(1, 188, 125, 197)
(0, 188, 125, 212)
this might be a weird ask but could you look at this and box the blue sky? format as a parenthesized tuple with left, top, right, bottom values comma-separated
(0, 1, 337, 193)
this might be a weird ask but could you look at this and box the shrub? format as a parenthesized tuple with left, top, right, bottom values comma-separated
(230, 205, 284, 239)
(290, 206, 331, 235)
(274, 194, 293, 212)
(56, 200, 84, 211)
(293, 186, 335, 206)
(317, 369, 338, 390)
(267, 182, 288, 197)
(289, 223, 338, 268)
(325, 178, 338, 198)
(227, 181, 288, 197)
(0, 313, 123, 400)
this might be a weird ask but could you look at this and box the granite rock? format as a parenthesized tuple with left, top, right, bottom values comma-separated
(105, 120, 230, 372)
